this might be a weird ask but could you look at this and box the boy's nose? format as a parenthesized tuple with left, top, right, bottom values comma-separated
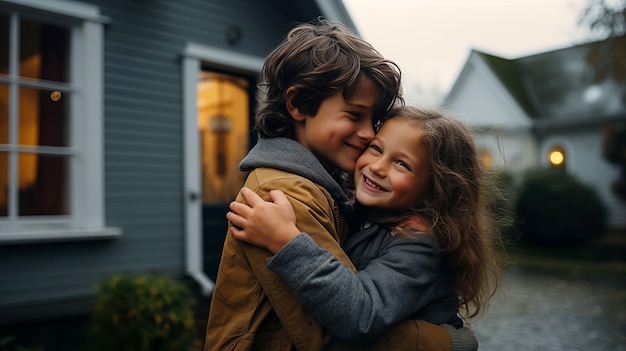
(357, 121, 375, 141)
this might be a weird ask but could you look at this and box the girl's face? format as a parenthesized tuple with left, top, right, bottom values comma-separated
(354, 117, 432, 212)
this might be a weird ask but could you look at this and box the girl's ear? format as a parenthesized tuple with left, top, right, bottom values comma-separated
(286, 86, 306, 122)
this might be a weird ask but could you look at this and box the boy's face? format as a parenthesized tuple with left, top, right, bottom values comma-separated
(294, 76, 378, 173)
(354, 118, 432, 212)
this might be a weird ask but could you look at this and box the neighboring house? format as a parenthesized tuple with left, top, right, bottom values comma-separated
(443, 37, 626, 229)
(0, 0, 357, 327)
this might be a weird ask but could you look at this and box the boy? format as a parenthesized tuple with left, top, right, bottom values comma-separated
(205, 18, 474, 351)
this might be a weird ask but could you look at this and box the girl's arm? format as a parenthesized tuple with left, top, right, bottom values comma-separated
(228, 187, 451, 343)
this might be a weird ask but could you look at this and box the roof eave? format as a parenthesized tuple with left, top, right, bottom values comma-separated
(316, 0, 360, 35)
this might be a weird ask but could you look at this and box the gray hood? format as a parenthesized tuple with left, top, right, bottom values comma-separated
(240, 137, 354, 217)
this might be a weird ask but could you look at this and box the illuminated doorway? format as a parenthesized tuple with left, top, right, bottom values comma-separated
(182, 44, 262, 289)
(197, 72, 250, 203)
(196, 70, 254, 280)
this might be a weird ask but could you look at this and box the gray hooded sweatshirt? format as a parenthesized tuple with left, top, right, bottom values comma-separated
(239, 137, 354, 218)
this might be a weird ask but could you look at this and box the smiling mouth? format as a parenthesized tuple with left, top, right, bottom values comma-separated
(363, 175, 385, 191)
(345, 142, 365, 154)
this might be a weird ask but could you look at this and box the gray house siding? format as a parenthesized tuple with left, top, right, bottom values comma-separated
(0, 0, 329, 324)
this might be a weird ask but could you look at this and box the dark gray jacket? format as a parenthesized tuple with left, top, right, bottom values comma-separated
(267, 223, 462, 344)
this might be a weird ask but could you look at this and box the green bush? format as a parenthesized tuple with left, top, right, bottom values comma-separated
(490, 170, 518, 241)
(603, 121, 626, 175)
(515, 168, 608, 248)
(0, 336, 41, 351)
(88, 273, 196, 351)
(603, 122, 626, 202)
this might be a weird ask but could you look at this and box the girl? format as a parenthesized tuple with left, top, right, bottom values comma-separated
(227, 106, 502, 345)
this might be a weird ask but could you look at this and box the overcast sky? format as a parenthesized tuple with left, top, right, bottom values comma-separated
(342, 0, 591, 105)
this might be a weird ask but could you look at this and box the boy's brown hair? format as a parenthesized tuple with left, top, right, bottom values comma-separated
(256, 17, 403, 139)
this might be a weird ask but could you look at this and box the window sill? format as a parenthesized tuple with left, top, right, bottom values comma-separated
(0, 226, 122, 245)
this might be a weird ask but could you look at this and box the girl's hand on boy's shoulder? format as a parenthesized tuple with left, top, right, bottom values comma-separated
(227, 187, 301, 254)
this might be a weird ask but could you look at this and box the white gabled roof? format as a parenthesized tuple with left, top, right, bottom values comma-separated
(443, 50, 532, 131)
(445, 38, 626, 131)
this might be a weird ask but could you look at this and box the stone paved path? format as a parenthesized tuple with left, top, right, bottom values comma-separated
(472, 267, 626, 351)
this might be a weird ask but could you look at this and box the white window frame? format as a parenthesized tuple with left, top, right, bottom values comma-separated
(0, 0, 120, 244)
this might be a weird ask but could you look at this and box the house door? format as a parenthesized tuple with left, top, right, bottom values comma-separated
(195, 70, 254, 279)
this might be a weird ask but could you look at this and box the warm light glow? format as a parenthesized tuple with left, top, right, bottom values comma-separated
(50, 91, 61, 101)
(549, 148, 565, 166)
(197, 72, 250, 203)
(478, 149, 493, 168)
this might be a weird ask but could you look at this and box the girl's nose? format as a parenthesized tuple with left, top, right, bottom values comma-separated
(369, 158, 386, 177)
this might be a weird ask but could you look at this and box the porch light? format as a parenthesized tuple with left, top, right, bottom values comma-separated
(548, 147, 565, 167)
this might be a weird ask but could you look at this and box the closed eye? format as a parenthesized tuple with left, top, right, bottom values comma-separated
(347, 111, 362, 120)
(395, 160, 412, 171)
(368, 144, 382, 154)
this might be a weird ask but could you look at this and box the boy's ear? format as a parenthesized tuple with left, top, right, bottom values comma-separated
(286, 86, 306, 122)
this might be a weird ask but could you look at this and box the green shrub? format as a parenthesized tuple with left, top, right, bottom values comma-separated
(603, 122, 626, 202)
(603, 121, 626, 175)
(88, 272, 196, 351)
(0, 336, 41, 351)
(515, 168, 608, 248)
(489, 170, 518, 241)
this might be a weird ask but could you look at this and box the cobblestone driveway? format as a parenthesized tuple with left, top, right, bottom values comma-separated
(473, 267, 626, 351)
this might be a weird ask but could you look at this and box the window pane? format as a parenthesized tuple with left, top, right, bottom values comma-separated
(0, 14, 8, 75)
(19, 86, 69, 147)
(0, 83, 7, 144)
(0, 152, 6, 217)
(20, 18, 69, 83)
(18, 153, 68, 216)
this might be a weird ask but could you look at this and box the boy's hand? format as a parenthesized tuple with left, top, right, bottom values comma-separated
(227, 187, 301, 254)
